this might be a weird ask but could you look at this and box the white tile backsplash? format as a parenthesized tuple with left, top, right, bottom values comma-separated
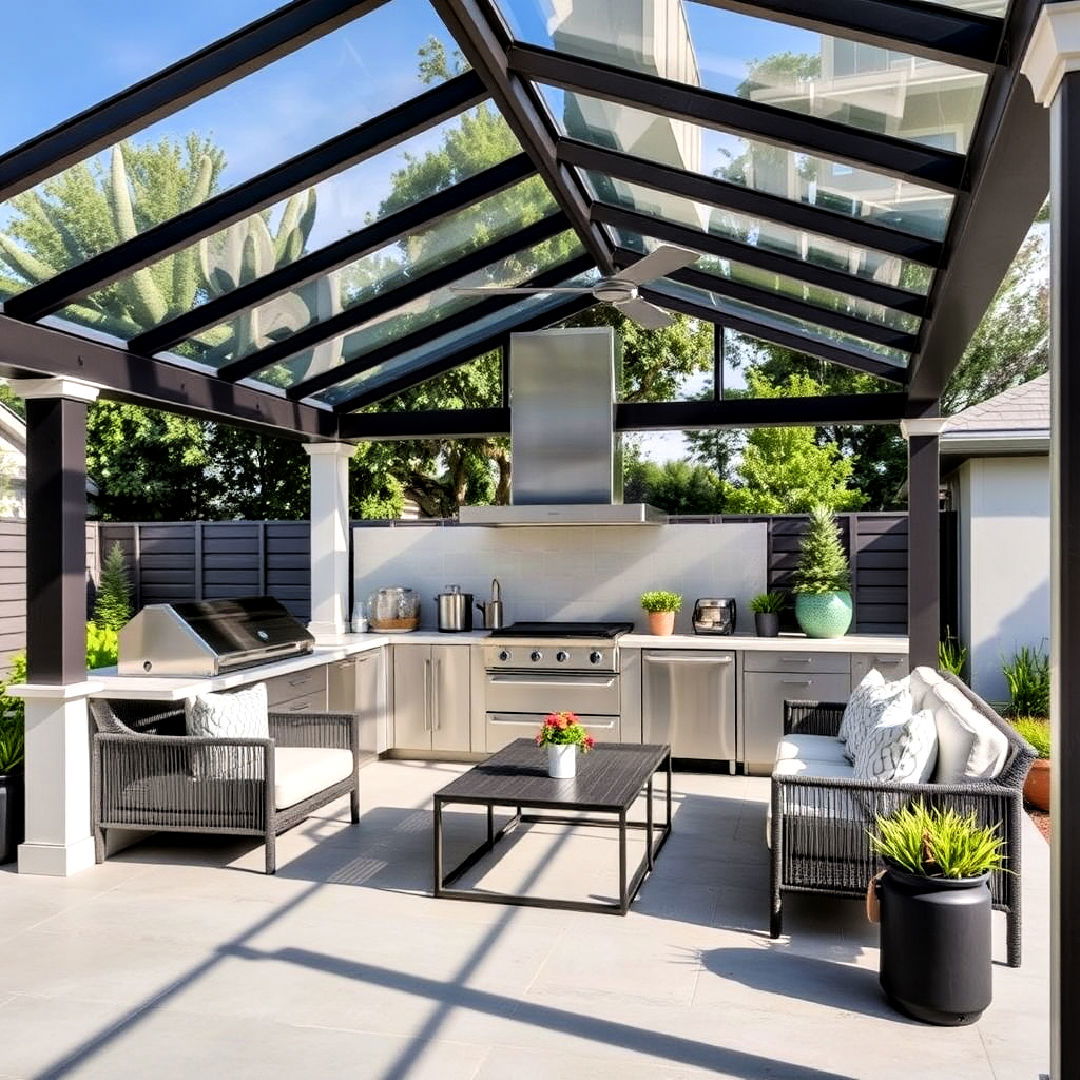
(352, 523, 767, 634)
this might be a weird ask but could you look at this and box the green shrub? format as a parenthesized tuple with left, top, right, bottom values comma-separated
(938, 629, 967, 678)
(750, 592, 787, 614)
(871, 803, 1007, 879)
(86, 622, 119, 671)
(792, 505, 851, 595)
(1010, 716, 1050, 759)
(94, 541, 133, 632)
(0, 712, 23, 774)
(640, 591, 682, 613)
(1002, 645, 1050, 719)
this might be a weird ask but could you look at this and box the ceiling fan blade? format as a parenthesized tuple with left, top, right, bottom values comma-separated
(448, 286, 596, 295)
(618, 243, 699, 286)
(615, 297, 675, 330)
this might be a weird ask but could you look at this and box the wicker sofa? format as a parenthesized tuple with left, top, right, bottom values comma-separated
(89, 698, 362, 874)
(768, 670, 1035, 967)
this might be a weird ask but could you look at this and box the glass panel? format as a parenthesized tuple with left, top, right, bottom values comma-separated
(316, 270, 598, 405)
(925, 0, 1007, 14)
(60, 102, 522, 342)
(2, 0, 279, 153)
(537, 84, 954, 239)
(0, 0, 462, 298)
(175, 179, 560, 371)
(581, 171, 934, 295)
(649, 277, 909, 366)
(616, 231, 919, 333)
(498, 0, 986, 151)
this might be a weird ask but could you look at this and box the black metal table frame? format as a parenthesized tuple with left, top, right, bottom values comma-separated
(432, 750, 672, 915)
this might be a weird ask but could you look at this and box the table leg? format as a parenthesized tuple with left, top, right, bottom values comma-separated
(666, 751, 673, 828)
(433, 798, 444, 897)
(487, 804, 494, 846)
(646, 776, 655, 871)
(618, 809, 628, 914)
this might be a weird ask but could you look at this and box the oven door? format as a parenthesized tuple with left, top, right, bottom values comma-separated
(485, 712, 621, 754)
(484, 670, 620, 716)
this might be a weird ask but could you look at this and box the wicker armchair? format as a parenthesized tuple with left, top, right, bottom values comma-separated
(89, 698, 362, 874)
(769, 671, 1035, 967)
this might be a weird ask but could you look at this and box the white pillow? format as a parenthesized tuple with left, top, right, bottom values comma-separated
(854, 706, 938, 784)
(928, 680, 1010, 783)
(909, 666, 944, 711)
(185, 683, 269, 780)
(840, 671, 912, 762)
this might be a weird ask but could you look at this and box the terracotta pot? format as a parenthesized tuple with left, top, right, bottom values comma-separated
(1024, 758, 1050, 812)
(648, 610, 676, 636)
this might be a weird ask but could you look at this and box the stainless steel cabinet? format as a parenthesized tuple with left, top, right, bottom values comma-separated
(642, 651, 736, 760)
(392, 644, 471, 752)
(328, 651, 383, 758)
(851, 652, 908, 684)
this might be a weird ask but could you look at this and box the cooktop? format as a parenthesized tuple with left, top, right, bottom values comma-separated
(491, 621, 635, 639)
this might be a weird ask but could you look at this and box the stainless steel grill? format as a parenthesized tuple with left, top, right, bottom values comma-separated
(117, 596, 314, 677)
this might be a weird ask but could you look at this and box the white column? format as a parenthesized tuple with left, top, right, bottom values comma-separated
(304, 442, 354, 642)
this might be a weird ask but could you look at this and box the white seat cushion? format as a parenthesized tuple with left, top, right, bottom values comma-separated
(909, 666, 945, 712)
(274, 747, 353, 809)
(773, 758, 855, 781)
(927, 681, 1010, 783)
(775, 733, 849, 765)
(853, 707, 938, 784)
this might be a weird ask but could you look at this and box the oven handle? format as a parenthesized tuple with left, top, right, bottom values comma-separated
(487, 715, 618, 730)
(485, 674, 617, 689)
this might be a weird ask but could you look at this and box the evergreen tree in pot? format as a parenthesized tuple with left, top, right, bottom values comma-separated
(870, 803, 1007, 1025)
(0, 711, 24, 865)
(792, 505, 852, 637)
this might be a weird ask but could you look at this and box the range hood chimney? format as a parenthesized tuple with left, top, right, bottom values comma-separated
(459, 327, 665, 526)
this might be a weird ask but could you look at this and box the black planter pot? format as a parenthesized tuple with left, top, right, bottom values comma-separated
(878, 863, 992, 1025)
(754, 612, 780, 637)
(0, 770, 24, 865)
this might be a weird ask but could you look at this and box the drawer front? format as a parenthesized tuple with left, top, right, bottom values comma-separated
(743, 650, 851, 675)
(485, 712, 620, 754)
(264, 665, 327, 708)
(272, 688, 328, 715)
(851, 652, 908, 684)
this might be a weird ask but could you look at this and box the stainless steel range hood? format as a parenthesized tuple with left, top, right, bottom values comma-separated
(459, 327, 665, 526)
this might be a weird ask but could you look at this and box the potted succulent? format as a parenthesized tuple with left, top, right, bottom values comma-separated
(535, 711, 595, 778)
(0, 711, 24, 865)
(1010, 716, 1050, 811)
(750, 592, 786, 637)
(640, 591, 682, 636)
(870, 803, 1006, 1025)
(792, 505, 852, 638)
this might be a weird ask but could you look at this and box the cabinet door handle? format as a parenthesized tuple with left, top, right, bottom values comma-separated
(424, 658, 433, 732)
(433, 658, 441, 731)
(288, 674, 310, 686)
(781, 678, 812, 686)
(780, 656, 813, 663)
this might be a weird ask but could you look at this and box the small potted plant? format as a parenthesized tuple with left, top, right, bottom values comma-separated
(750, 592, 786, 637)
(792, 505, 852, 638)
(640, 591, 682, 636)
(1010, 716, 1050, 811)
(870, 803, 1006, 1025)
(0, 710, 25, 865)
(535, 711, 595, 778)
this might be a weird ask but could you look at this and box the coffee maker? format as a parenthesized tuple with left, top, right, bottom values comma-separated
(692, 598, 737, 635)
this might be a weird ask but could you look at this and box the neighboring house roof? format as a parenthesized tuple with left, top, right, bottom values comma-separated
(941, 373, 1050, 458)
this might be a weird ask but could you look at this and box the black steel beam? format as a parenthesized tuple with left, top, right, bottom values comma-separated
(289, 252, 594, 400)
(430, 0, 613, 272)
(905, 0, 1048, 404)
(509, 44, 967, 192)
(693, 0, 1004, 72)
(24, 396, 91, 683)
(0, 0, 387, 203)
(906, 430, 940, 668)
(615, 392, 908, 431)
(129, 152, 535, 357)
(346, 407, 511, 440)
(559, 138, 943, 265)
(0, 314, 339, 440)
(334, 294, 596, 415)
(218, 211, 570, 382)
(597, 205, 927, 316)
(634, 258, 919, 352)
(5, 72, 487, 323)
(638, 285, 907, 384)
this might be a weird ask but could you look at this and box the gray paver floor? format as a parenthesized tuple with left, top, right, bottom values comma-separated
(0, 761, 1050, 1079)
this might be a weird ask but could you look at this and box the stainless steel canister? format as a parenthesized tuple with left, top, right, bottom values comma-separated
(434, 585, 473, 632)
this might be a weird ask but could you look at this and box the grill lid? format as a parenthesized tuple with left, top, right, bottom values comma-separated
(168, 597, 311, 655)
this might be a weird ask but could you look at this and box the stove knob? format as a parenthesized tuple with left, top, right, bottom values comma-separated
(590, 650, 603, 664)
(555, 650, 569, 663)
(498, 649, 511, 662)
(531, 650, 544, 662)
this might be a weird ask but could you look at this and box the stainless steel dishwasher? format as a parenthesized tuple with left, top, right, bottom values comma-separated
(643, 650, 736, 764)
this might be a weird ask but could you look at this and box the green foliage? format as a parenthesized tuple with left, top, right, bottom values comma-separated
(1010, 716, 1050, 759)
(0, 712, 24, 774)
(793, 505, 851, 595)
(0, 652, 26, 729)
(623, 458, 727, 515)
(750, 592, 787, 614)
(938, 630, 968, 679)
(871, 803, 1007, 880)
(535, 711, 596, 751)
(86, 623, 120, 671)
(640, 590, 682, 613)
(94, 542, 133, 631)
(1002, 645, 1050, 720)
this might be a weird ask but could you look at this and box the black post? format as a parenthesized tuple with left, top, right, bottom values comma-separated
(906, 426, 941, 670)
(24, 395, 91, 684)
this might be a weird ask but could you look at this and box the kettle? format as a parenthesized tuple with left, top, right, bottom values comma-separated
(475, 578, 504, 631)
(435, 585, 473, 633)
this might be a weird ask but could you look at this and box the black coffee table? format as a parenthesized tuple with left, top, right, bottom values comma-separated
(432, 739, 672, 915)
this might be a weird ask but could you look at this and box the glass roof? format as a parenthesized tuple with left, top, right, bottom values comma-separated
(498, 0, 988, 152)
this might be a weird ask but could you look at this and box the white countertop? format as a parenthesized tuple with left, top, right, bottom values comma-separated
(620, 632, 908, 653)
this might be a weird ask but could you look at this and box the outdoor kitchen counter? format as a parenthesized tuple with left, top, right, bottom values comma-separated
(621, 632, 908, 652)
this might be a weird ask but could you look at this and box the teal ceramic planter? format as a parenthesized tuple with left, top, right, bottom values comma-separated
(795, 591, 853, 638)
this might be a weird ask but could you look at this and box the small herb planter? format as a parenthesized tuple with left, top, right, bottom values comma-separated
(648, 611, 676, 636)
(0, 770, 24, 865)
(754, 612, 780, 637)
(640, 591, 682, 637)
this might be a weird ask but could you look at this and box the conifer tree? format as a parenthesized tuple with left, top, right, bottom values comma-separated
(94, 542, 133, 630)
(793, 505, 851, 594)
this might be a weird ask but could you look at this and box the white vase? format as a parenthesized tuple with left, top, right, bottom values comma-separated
(546, 743, 577, 779)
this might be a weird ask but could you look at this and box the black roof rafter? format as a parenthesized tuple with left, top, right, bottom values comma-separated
(0, 0, 389, 204)
(5, 71, 488, 324)
(559, 138, 943, 265)
(130, 152, 536, 357)
(218, 210, 571, 383)
(595, 204, 927, 315)
(508, 44, 967, 192)
(289, 252, 595, 401)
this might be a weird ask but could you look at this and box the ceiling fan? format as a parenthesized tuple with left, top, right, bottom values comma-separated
(448, 243, 698, 330)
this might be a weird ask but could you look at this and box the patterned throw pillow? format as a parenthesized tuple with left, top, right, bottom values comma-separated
(840, 672, 912, 762)
(838, 669, 884, 747)
(854, 706, 939, 784)
(185, 683, 269, 779)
